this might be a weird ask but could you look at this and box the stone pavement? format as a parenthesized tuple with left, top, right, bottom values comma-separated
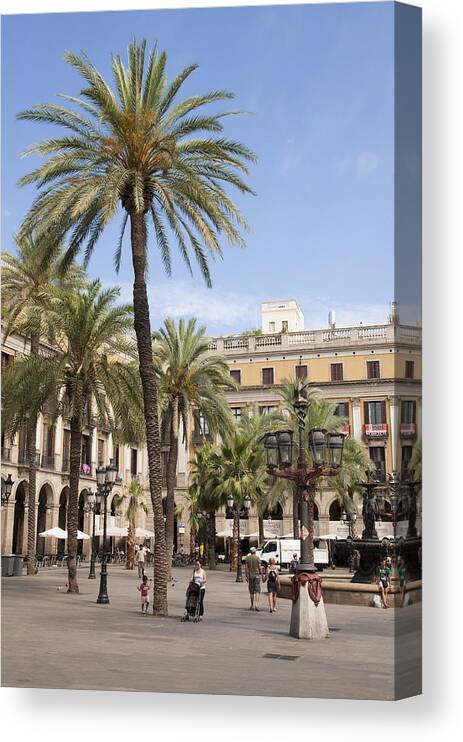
(1, 565, 421, 700)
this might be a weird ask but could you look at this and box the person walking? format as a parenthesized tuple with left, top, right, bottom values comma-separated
(136, 544, 146, 578)
(137, 574, 151, 614)
(245, 546, 262, 611)
(289, 552, 299, 574)
(377, 557, 392, 608)
(397, 557, 408, 607)
(264, 557, 280, 613)
(193, 560, 207, 618)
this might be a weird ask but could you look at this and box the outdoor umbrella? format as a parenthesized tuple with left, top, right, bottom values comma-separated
(38, 527, 90, 540)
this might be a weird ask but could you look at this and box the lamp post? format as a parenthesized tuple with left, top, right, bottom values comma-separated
(1, 473, 14, 509)
(96, 459, 117, 604)
(226, 493, 251, 582)
(341, 508, 357, 539)
(86, 490, 98, 580)
(262, 381, 345, 639)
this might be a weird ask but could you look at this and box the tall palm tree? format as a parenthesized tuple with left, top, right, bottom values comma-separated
(1, 233, 84, 575)
(184, 485, 203, 556)
(153, 317, 235, 568)
(17, 40, 255, 614)
(2, 280, 144, 592)
(114, 478, 148, 569)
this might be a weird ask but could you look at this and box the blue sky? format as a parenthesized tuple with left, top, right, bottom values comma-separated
(2, 2, 396, 334)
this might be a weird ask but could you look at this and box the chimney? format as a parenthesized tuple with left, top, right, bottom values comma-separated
(328, 309, 336, 329)
(389, 301, 399, 325)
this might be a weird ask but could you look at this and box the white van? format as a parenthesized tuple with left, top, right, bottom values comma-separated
(255, 538, 329, 570)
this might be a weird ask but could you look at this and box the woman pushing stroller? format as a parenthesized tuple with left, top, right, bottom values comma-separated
(182, 560, 207, 622)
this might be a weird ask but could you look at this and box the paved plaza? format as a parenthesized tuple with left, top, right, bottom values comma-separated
(1, 566, 421, 700)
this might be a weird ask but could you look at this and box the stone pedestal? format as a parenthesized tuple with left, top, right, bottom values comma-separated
(289, 582, 330, 640)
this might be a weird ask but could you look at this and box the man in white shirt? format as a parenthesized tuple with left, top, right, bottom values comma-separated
(136, 544, 146, 577)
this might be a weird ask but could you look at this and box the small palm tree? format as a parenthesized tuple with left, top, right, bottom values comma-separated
(184, 485, 203, 556)
(214, 432, 267, 571)
(188, 443, 223, 567)
(2, 280, 144, 592)
(1, 233, 84, 575)
(114, 479, 148, 569)
(332, 436, 375, 535)
(17, 39, 256, 614)
(153, 317, 235, 568)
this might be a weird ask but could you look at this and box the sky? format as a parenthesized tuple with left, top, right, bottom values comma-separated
(2, 2, 396, 335)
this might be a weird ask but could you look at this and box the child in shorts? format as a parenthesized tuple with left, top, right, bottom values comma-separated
(137, 574, 151, 613)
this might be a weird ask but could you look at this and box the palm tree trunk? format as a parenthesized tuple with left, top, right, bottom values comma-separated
(293, 486, 299, 538)
(126, 509, 135, 569)
(258, 512, 265, 545)
(190, 525, 196, 556)
(130, 211, 168, 616)
(26, 333, 40, 576)
(207, 510, 216, 569)
(165, 411, 178, 578)
(67, 415, 81, 593)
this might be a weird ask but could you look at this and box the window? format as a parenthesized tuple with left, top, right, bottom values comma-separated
(1, 352, 11, 368)
(335, 402, 349, 418)
(367, 360, 380, 379)
(330, 363, 343, 381)
(282, 320, 288, 333)
(97, 438, 105, 466)
(269, 322, 275, 332)
(230, 369, 241, 384)
(369, 447, 386, 480)
(81, 434, 90, 465)
(401, 446, 413, 477)
(405, 360, 415, 379)
(112, 444, 120, 470)
(262, 368, 274, 385)
(401, 401, 416, 424)
(364, 401, 386, 425)
(231, 407, 242, 421)
(259, 405, 278, 416)
(131, 448, 138, 476)
(295, 364, 308, 380)
(198, 412, 210, 437)
(262, 541, 277, 554)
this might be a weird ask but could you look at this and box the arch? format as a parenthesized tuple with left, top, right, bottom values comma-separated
(329, 499, 342, 522)
(313, 502, 319, 521)
(12, 481, 27, 554)
(262, 501, 284, 520)
(36, 483, 54, 556)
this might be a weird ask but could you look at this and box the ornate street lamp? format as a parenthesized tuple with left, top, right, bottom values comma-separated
(1, 473, 14, 507)
(96, 459, 117, 604)
(86, 490, 98, 580)
(226, 493, 251, 583)
(262, 380, 346, 640)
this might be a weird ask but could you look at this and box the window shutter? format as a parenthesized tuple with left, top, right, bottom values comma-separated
(364, 401, 369, 423)
(412, 401, 416, 423)
(381, 401, 386, 423)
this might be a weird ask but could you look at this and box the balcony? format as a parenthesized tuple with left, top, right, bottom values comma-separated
(364, 423, 388, 438)
(41, 454, 55, 470)
(80, 463, 93, 477)
(400, 422, 417, 438)
(1, 447, 11, 462)
(342, 423, 350, 435)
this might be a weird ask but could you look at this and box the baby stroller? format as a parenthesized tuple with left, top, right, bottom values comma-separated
(181, 580, 201, 622)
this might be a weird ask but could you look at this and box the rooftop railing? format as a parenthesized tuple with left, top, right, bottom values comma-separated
(207, 323, 421, 355)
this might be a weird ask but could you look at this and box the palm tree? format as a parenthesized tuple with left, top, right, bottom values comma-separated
(332, 436, 375, 535)
(17, 39, 255, 614)
(2, 280, 144, 592)
(188, 443, 223, 568)
(114, 479, 148, 569)
(153, 317, 235, 568)
(1, 233, 84, 575)
(184, 485, 203, 556)
(214, 432, 267, 571)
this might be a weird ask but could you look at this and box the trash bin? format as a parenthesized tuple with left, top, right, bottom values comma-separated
(1, 555, 15, 577)
(12, 555, 25, 576)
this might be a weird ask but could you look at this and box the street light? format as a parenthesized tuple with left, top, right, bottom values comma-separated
(262, 381, 346, 640)
(96, 459, 117, 604)
(86, 490, 98, 580)
(227, 493, 252, 582)
(1, 473, 14, 507)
